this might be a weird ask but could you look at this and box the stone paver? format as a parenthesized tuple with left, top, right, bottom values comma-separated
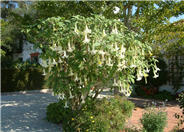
(1, 92, 62, 132)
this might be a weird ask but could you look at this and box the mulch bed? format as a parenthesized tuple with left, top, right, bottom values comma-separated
(126, 97, 184, 132)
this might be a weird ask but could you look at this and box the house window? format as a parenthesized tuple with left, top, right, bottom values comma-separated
(168, 56, 184, 86)
(30, 52, 39, 63)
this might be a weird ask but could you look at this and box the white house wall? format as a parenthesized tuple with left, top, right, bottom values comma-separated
(22, 40, 42, 63)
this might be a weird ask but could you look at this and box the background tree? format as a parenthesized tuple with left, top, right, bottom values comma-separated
(1, 1, 35, 58)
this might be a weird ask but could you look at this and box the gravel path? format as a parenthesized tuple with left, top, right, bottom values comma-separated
(1, 92, 63, 132)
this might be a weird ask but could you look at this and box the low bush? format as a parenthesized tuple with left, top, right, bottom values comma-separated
(46, 100, 73, 124)
(46, 96, 135, 132)
(74, 96, 134, 132)
(140, 107, 167, 132)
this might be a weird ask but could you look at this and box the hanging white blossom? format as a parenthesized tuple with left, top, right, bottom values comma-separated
(67, 41, 73, 52)
(64, 101, 69, 108)
(83, 34, 90, 43)
(84, 25, 91, 34)
(42, 69, 46, 76)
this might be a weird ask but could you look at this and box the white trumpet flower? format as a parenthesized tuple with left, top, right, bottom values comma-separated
(74, 74, 79, 81)
(113, 79, 118, 86)
(102, 29, 106, 37)
(74, 23, 79, 35)
(130, 64, 137, 68)
(42, 69, 46, 76)
(112, 25, 118, 34)
(91, 45, 97, 54)
(67, 41, 73, 52)
(83, 34, 90, 43)
(121, 45, 126, 53)
(62, 51, 68, 58)
(119, 54, 125, 59)
(136, 75, 142, 81)
(107, 57, 113, 67)
(69, 69, 74, 76)
(81, 95, 85, 104)
(57, 46, 63, 54)
(52, 59, 57, 65)
(99, 50, 106, 61)
(64, 101, 69, 108)
(41, 60, 48, 68)
(58, 58, 62, 63)
(153, 74, 159, 78)
(84, 25, 91, 34)
(114, 43, 119, 51)
(69, 91, 74, 99)
(146, 68, 150, 73)
(155, 67, 160, 71)
(60, 93, 65, 100)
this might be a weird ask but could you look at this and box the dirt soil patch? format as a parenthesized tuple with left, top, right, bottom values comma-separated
(127, 97, 184, 132)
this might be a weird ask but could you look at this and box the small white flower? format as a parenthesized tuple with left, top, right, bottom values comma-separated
(136, 75, 142, 81)
(125, 91, 131, 97)
(155, 67, 160, 71)
(62, 51, 68, 58)
(114, 43, 119, 51)
(52, 59, 57, 65)
(119, 54, 125, 59)
(74, 24, 79, 35)
(83, 34, 90, 43)
(57, 46, 63, 54)
(113, 79, 118, 86)
(69, 69, 74, 76)
(121, 45, 126, 53)
(146, 68, 150, 73)
(64, 101, 69, 108)
(74, 74, 78, 81)
(98, 50, 106, 60)
(81, 95, 85, 104)
(69, 91, 74, 99)
(107, 57, 113, 67)
(84, 25, 91, 34)
(112, 25, 118, 34)
(153, 74, 159, 78)
(42, 69, 46, 76)
(130, 64, 137, 68)
(41, 60, 48, 68)
(102, 29, 106, 37)
(67, 41, 73, 52)
(60, 93, 65, 100)
(58, 58, 62, 63)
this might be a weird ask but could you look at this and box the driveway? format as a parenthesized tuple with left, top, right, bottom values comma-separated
(1, 92, 63, 132)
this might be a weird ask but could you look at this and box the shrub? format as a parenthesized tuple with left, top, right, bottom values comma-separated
(46, 100, 73, 124)
(70, 96, 135, 132)
(47, 96, 135, 132)
(25, 14, 158, 111)
(140, 108, 167, 132)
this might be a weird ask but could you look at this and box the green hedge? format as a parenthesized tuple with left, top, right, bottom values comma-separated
(2, 68, 46, 92)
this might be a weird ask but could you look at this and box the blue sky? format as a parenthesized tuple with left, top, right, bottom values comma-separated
(170, 15, 184, 23)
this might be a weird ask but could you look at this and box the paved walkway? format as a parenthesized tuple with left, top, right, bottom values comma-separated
(1, 92, 63, 132)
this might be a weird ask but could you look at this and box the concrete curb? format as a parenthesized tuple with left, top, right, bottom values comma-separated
(1, 89, 53, 96)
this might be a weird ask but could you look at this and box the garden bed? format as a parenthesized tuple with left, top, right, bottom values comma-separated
(126, 97, 183, 132)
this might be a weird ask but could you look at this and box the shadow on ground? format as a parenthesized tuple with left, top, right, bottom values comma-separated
(1, 93, 62, 132)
